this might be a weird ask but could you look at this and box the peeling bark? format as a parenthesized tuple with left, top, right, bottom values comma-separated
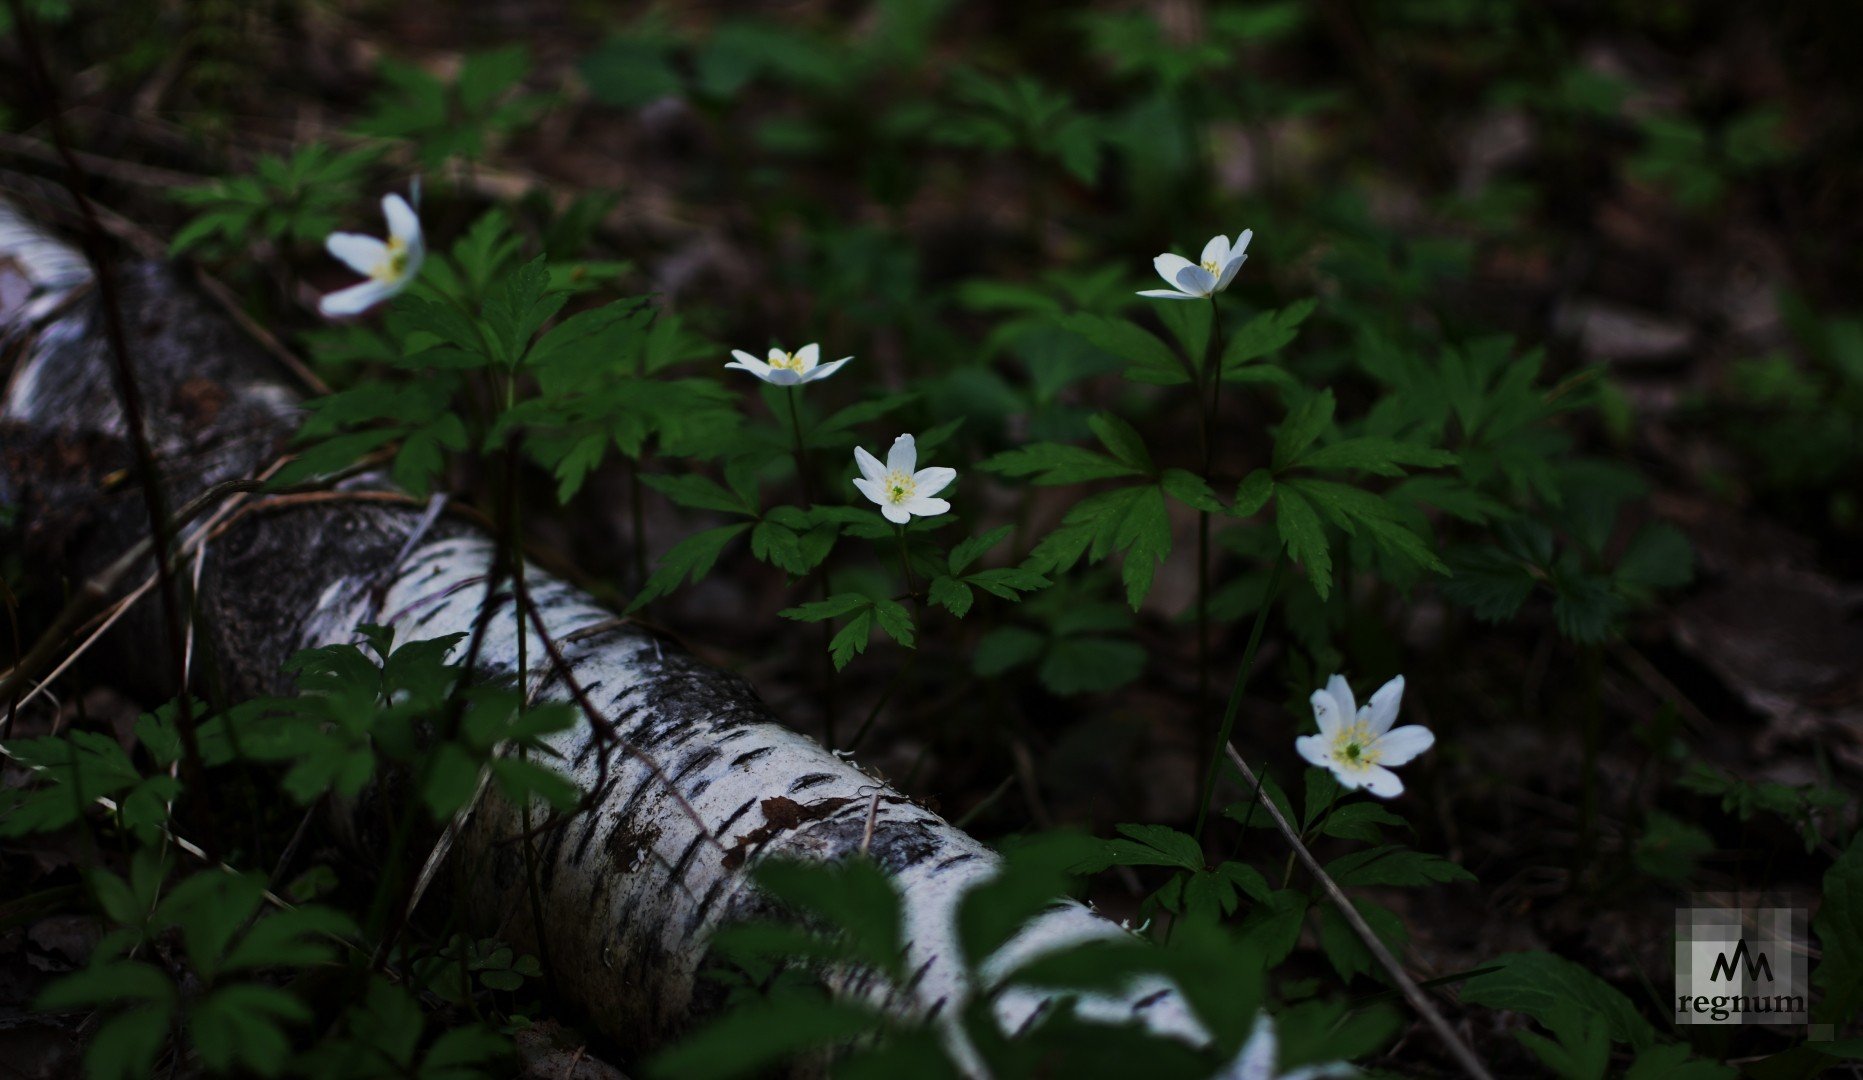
(0, 205, 1199, 1058)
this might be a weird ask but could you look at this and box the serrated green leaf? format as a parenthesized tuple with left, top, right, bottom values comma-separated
(1273, 486, 1332, 598)
(1272, 389, 1335, 470)
(1058, 312, 1190, 385)
(1296, 437, 1456, 477)
(1223, 298, 1316, 370)
(1157, 468, 1221, 513)
(628, 523, 751, 612)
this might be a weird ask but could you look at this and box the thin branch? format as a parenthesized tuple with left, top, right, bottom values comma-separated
(1222, 743, 1494, 1080)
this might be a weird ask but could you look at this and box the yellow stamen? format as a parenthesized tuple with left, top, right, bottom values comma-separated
(1201, 258, 1220, 274)
(372, 237, 410, 283)
(884, 469, 916, 505)
(769, 350, 807, 372)
(1329, 721, 1380, 771)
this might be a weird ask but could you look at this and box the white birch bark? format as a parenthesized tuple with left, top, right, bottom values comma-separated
(0, 204, 1201, 1058)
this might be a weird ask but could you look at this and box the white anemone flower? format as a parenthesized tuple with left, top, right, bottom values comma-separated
(1217, 1012, 1357, 1080)
(1294, 674, 1434, 799)
(319, 193, 424, 317)
(853, 434, 954, 525)
(724, 343, 851, 386)
(1137, 230, 1253, 300)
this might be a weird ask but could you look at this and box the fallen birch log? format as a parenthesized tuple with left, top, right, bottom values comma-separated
(0, 202, 1199, 1058)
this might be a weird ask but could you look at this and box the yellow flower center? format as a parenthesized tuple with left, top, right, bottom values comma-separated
(372, 237, 411, 283)
(1201, 258, 1220, 274)
(1329, 722, 1380, 771)
(769, 350, 806, 372)
(884, 469, 916, 505)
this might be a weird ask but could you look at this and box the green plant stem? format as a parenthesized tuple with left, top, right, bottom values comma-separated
(1197, 296, 1227, 725)
(785, 387, 838, 744)
(785, 387, 814, 509)
(896, 524, 919, 601)
(1193, 551, 1284, 843)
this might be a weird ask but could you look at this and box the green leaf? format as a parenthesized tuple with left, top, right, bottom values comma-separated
(1074, 823, 1204, 872)
(870, 599, 917, 649)
(1813, 834, 1863, 1025)
(1087, 413, 1153, 471)
(1615, 523, 1694, 592)
(1113, 485, 1172, 608)
(949, 525, 1014, 574)
(1273, 486, 1332, 598)
(928, 576, 973, 617)
(829, 610, 876, 670)
(1233, 469, 1274, 516)
(190, 983, 310, 1076)
(1288, 478, 1449, 576)
(1460, 951, 1658, 1051)
(980, 443, 1143, 485)
(1222, 298, 1316, 370)
(1058, 312, 1189, 386)
(1160, 469, 1223, 512)
(1318, 802, 1408, 843)
(1317, 897, 1409, 982)
(1296, 437, 1457, 477)
(648, 997, 881, 1080)
(1039, 635, 1145, 695)
(1441, 546, 1536, 622)
(1272, 389, 1335, 470)
(628, 523, 751, 611)
(964, 567, 1050, 601)
(780, 594, 871, 623)
(974, 625, 1045, 677)
(1324, 845, 1474, 888)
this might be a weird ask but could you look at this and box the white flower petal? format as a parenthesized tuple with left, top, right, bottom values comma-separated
(1173, 263, 1216, 296)
(319, 280, 392, 317)
(763, 368, 803, 386)
(1330, 766, 1365, 792)
(382, 194, 420, 247)
(852, 476, 884, 504)
(1153, 253, 1195, 287)
(904, 497, 950, 518)
(1371, 724, 1433, 766)
(1137, 289, 1202, 300)
(886, 434, 917, 474)
(912, 466, 956, 499)
(1226, 1012, 1277, 1080)
(881, 502, 912, 525)
(1358, 765, 1404, 799)
(1364, 674, 1405, 735)
(802, 357, 851, 382)
(1234, 229, 1254, 257)
(325, 233, 388, 277)
(854, 446, 886, 482)
(1200, 234, 1230, 268)
(794, 343, 820, 369)
(1325, 674, 1357, 723)
(1216, 252, 1247, 291)
(725, 351, 773, 378)
(1294, 734, 1332, 770)
(1310, 685, 1346, 737)
(767, 347, 788, 363)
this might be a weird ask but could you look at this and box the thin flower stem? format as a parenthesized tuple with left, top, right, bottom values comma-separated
(896, 524, 919, 601)
(1222, 743, 1496, 1080)
(1197, 296, 1227, 727)
(1193, 551, 1284, 842)
(785, 386, 815, 510)
(784, 386, 837, 744)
